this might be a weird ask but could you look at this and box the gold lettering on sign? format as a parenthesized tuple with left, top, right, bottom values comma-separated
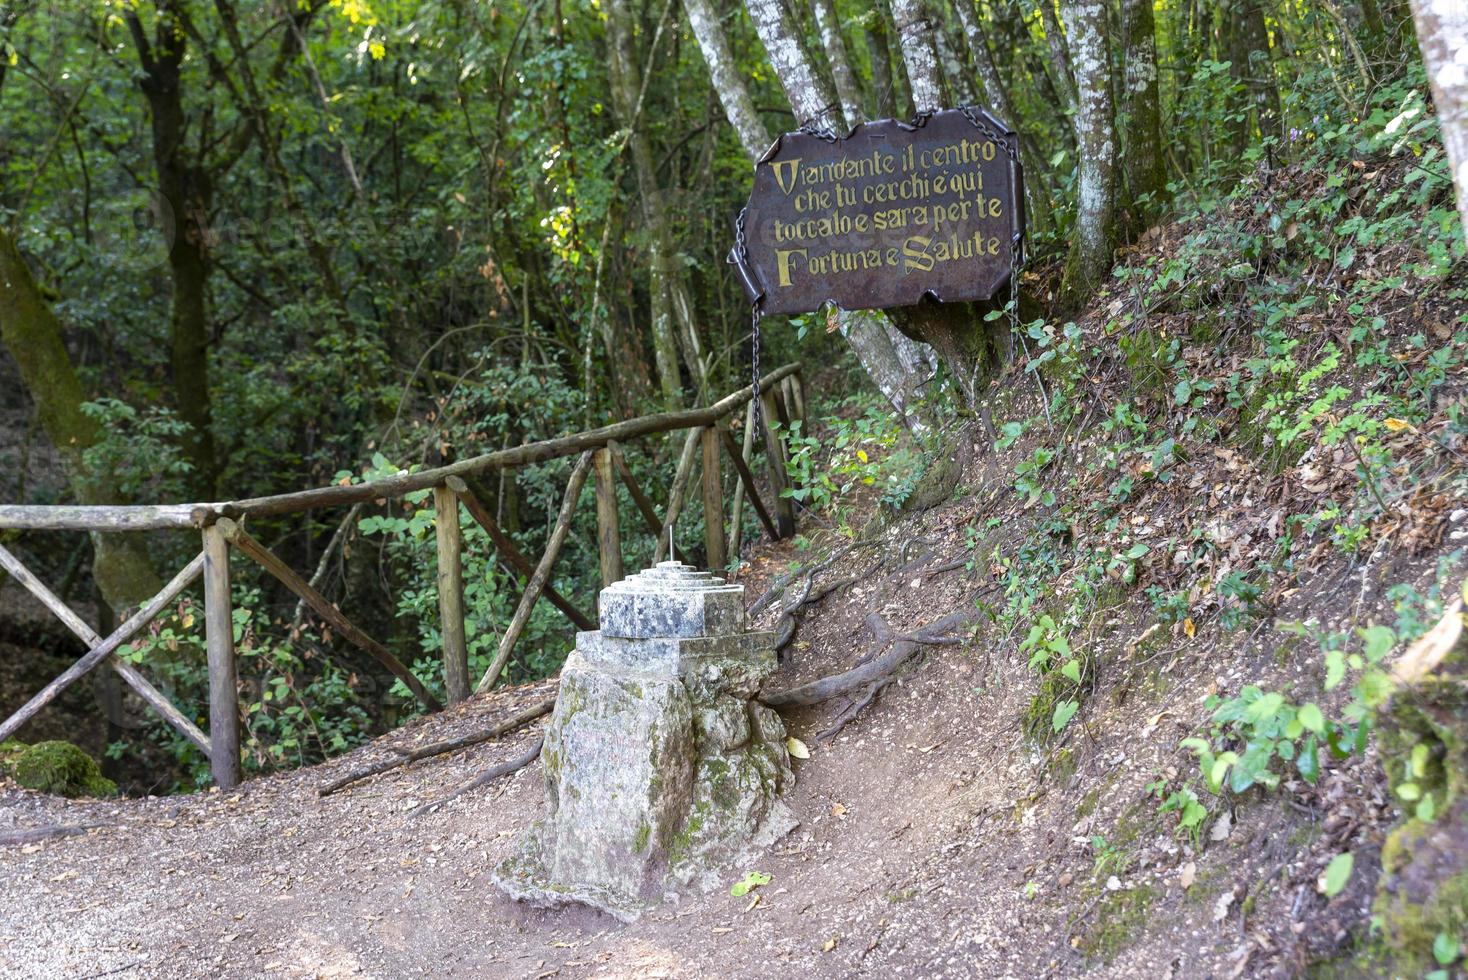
(775, 248, 808, 286)
(772, 159, 801, 196)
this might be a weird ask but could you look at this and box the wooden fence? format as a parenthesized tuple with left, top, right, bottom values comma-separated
(0, 364, 807, 790)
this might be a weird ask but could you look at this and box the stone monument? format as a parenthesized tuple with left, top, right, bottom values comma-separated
(493, 561, 798, 921)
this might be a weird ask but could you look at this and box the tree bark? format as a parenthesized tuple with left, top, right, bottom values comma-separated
(126, 3, 218, 496)
(1059, 0, 1118, 305)
(745, 0, 847, 135)
(0, 228, 163, 611)
(889, 0, 947, 114)
(1225, 0, 1282, 151)
(1409, 0, 1468, 240)
(1120, 0, 1167, 233)
(740, 0, 940, 429)
(605, 0, 706, 407)
(862, 3, 902, 118)
(1036, 0, 1079, 112)
(810, 0, 866, 129)
(684, 0, 770, 159)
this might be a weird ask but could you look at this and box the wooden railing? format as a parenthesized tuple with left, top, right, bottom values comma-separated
(0, 364, 807, 790)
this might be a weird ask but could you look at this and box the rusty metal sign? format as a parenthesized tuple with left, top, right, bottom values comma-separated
(730, 107, 1024, 316)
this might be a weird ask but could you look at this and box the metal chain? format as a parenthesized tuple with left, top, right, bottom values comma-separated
(750, 308, 763, 434)
(798, 102, 842, 143)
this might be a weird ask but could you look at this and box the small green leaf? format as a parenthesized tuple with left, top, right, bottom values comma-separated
(1397, 782, 1421, 801)
(1324, 650, 1347, 690)
(1052, 699, 1079, 732)
(1433, 931, 1459, 966)
(1061, 660, 1082, 683)
(1298, 703, 1326, 734)
(1359, 625, 1396, 663)
(730, 870, 772, 897)
(1322, 852, 1353, 898)
(786, 737, 810, 760)
(1417, 793, 1437, 823)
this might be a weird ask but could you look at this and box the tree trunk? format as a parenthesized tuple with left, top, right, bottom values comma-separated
(0, 229, 163, 611)
(1121, 0, 1167, 234)
(745, 0, 847, 135)
(810, 0, 865, 130)
(1409, 0, 1468, 240)
(954, 0, 1014, 120)
(935, 19, 977, 105)
(1225, 0, 1282, 151)
(684, 0, 770, 159)
(889, 0, 947, 114)
(1059, 0, 1118, 305)
(884, 0, 1009, 403)
(863, 4, 901, 118)
(126, 4, 218, 496)
(604, 0, 700, 407)
(1036, 0, 1079, 112)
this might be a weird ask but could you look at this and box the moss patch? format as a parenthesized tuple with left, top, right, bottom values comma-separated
(1078, 885, 1159, 963)
(13, 741, 117, 798)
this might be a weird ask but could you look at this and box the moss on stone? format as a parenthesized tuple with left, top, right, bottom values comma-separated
(13, 741, 117, 798)
(1078, 885, 1159, 963)
(633, 821, 651, 854)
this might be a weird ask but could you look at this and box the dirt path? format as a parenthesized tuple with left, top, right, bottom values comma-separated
(2, 496, 1424, 978)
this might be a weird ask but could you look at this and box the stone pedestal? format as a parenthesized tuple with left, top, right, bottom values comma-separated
(493, 562, 797, 921)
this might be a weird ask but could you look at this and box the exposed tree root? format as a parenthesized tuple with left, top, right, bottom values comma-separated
(409, 736, 544, 817)
(762, 608, 975, 709)
(815, 675, 897, 743)
(318, 696, 554, 797)
(0, 823, 109, 847)
(750, 538, 874, 617)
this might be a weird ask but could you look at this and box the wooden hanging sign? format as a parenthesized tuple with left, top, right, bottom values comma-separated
(730, 107, 1024, 316)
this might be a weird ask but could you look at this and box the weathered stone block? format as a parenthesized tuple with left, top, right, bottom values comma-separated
(598, 561, 746, 639)
(493, 561, 797, 920)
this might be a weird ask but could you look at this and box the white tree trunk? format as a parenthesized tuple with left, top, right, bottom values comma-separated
(889, 0, 947, 113)
(1060, 0, 1117, 300)
(1409, 0, 1468, 239)
(810, 0, 865, 131)
(684, 0, 770, 159)
(745, 0, 846, 134)
(954, 0, 1013, 121)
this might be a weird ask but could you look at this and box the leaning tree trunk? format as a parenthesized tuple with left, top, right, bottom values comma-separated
(1059, 0, 1118, 306)
(1121, 0, 1167, 233)
(683, 0, 770, 159)
(605, 0, 705, 408)
(1409, 0, 1468, 239)
(863, 4, 901, 118)
(1036, 0, 1079, 112)
(126, 5, 218, 497)
(0, 229, 163, 611)
(736, 0, 940, 430)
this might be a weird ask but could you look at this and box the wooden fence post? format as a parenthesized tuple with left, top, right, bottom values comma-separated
(202, 524, 241, 791)
(759, 391, 796, 538)
(592, 448, 623, 588)
(700, 427, 726, 573)
(434, 485, 470, 704)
